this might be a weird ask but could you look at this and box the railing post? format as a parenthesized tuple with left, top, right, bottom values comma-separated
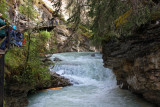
(0, 54, 4, 107)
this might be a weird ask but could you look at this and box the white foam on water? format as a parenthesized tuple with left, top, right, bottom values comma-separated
(28, 52, 154, 107)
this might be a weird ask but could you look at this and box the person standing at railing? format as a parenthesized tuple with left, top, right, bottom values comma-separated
(55, 17, 59, 25)
(48, 17, 51, 27)
(10, 24, 20, 47)
(51, 17, 55, 26)
(0, 14, 6, 38)
(15, 31, 23, 47)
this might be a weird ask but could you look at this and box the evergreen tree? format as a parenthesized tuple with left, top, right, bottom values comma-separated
(66, 0, 159, 44)
(19, 0, 37, 62)
(19, 0, 37, 21)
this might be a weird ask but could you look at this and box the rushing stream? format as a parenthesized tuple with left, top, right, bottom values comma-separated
(28, 52, 154, 107)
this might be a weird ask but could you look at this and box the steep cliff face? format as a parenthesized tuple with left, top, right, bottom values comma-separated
(46, 25, 98, 53)
(7, 0, 54, 31)
(6, 0, 97, 52)
(102, 23, 160, 106)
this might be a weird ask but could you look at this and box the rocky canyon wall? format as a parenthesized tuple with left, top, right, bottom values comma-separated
(102, 22, 160, 106)
(46, 25, 99, 53)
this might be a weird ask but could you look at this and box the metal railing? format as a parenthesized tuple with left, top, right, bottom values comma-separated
(0, 21, 23, 107)
(0, 24, 6, 107)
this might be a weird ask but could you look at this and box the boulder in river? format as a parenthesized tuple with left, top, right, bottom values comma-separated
(41, 55, 53, 66)
(91, 53, 95, 57)
(50, 72, 72, 87)
(53, 57, 62, 61)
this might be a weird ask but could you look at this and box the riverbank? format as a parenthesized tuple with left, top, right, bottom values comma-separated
(5, 53, 72, 107)
(3, 29, 73, 107)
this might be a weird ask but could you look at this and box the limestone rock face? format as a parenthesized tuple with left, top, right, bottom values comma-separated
(52, 25, 99, 53)
(102, 23, 160, 106)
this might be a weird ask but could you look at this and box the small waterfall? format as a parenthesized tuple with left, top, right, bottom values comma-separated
(50, 53, 116, 87)
(28, 52, 154, 107)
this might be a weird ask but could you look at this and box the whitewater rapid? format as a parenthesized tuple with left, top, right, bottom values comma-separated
(28, 52, 154, 107)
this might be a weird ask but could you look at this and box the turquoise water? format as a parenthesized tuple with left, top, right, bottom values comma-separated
(28, 52, 154, 107)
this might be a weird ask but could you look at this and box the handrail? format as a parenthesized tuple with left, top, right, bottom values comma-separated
(9, 26, 18, 32)
(0, 22, 23, 50)
(0, 25, 17, 32)
(0, 37, 6, 45)
(0, 25, 7, 46)
(0, 25, 6, 30)
(11, 38, 22, 41)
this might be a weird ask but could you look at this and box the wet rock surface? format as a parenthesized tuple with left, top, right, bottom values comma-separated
(53, 57, 62, 61)
(102, 23, 160, 106)
(91, 53, 95, 57)
(5, 84, 32, 107)
(5, 66, 72, 107)
(50, 72, 72, 87)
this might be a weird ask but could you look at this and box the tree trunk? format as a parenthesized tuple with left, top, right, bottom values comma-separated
(0, 54, 4, 107)
(26, 33, 31, 62)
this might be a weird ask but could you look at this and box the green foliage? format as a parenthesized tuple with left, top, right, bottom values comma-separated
(19, 0, 37, 20)
(30, 30, 51, 53)
(88, 0, 132, 43)
(40, 31, 51, 41)
(152, 8, 160, 20)
(66, 0, 82, 30)
(0, 0, 8, 19)
(5, 47, 50, 85)
(5, 30, 52, 86)
(19, 5, 26, 15)
(5, 48, 26, 68)
(67, 0, 158, 44)
(79, 25, 93, 38)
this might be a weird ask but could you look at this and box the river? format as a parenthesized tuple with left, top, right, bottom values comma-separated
(28, 52, 154, 107)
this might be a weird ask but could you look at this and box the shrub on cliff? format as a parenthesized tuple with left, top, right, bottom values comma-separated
(5, 48, 50, 87)
(34, 30, 51, 53)
(5, 31, 52, 87)
(40, 30, 51, 41)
